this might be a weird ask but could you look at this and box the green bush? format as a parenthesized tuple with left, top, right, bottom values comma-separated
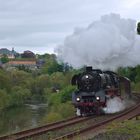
(0, 55, 9, 64)
(43, 85, 76, 123)
(106, 120, 140, 140)
(0, 71, 11, 92)
(42, 112, 63, 123)
(57, 102, 75, 118)
(60, 85, 76, 103)
(47, 93, 61, 106)
(132, 82, 140, 92)
(10, 86, 31, 107)
(42, 101, 75, 124)
(0, 89, 10, 110)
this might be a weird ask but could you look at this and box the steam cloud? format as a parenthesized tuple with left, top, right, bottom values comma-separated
(104, 97, 125, 113)
(56, 13, 140, 70)
(103, 97, 135, 114)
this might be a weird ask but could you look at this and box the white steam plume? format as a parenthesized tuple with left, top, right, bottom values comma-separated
(104, 97, 125, 113)
(103, 97, 135, 114)
(56, 13, 140, 70)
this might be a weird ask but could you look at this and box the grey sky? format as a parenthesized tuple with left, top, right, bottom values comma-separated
(0, 0, 140, 54)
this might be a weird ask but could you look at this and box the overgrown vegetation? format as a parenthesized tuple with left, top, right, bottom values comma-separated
(117, 66, 140, 91)
(107, 120, 140, 139)
(0, 53, 140, 123)
(42, 86, 76, 123)
(0, 54, 76, 116)
(90, 120, 140, 140)
(0, 55, 9, 64)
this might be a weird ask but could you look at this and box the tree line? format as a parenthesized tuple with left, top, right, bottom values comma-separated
(0, 53, 75, 111)
(0, 53, 140, 120)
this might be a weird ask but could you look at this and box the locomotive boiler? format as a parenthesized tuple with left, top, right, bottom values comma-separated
(71, 66, 131, 116)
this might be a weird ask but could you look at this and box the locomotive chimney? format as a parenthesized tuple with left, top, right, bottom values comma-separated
(86, 66, 93, 72)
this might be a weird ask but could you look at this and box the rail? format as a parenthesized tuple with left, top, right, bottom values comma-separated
(0, 116, 92, 140)
(54, 102, 140, 140)
(0, 92, 139, 140)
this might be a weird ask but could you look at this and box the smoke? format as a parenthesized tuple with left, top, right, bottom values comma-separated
(56, 13, 140, 70)
(103, 97, 135, 114)
(103, 97, 125, 113)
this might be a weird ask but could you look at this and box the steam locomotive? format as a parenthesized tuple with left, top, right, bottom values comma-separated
(71, 66, 131, 116)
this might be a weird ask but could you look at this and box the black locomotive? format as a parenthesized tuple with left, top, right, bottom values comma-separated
(71, 66, 131, 116)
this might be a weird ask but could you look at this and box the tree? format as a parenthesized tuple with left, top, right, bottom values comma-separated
(10, 86, 31, 106)
(50, 72, 66, 90)
(0, 54, 9, 64)
(137, 22, 140, 35)
(0, 89, 10, 110)
(9, 70, 32, 87)
(135, 65, 140, 82)
(0, 70, 11, 92)
(30, 74, 50, 100)
(37, 53, 51, 59)
(117, 67, 136, 82)
(60, 85, 76, 103)
(41, 54, 63, 74)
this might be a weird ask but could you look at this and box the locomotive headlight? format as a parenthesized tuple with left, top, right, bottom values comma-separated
(96, 96, 100, 101)
(85, 75, 89, 78)
(76, 97, 80, 102)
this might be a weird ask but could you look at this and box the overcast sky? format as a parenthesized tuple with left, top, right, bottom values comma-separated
(0, 0, 140, 54)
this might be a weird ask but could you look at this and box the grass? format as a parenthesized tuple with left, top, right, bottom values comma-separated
(42, 101, 75, 124)
(90, 119, 140, 140)
(107, 120, 140, 139)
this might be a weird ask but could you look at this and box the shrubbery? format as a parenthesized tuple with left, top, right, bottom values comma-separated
(107, 120, 140, 140)
(118, 66, 140, 91)
(42, 85, 76, 123)
(1, 53, 140, 124)
(90, 120, 140, 140)
(0, 89, 10, 110)
(0, 53, 76, 112)
(42, 102, 75, 123)
(42, 112, 63, 123)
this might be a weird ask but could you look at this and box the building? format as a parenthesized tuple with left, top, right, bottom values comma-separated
(36, 59, 45, 68)
(6, 60, 37, 69)
(21, 50, 35, 58)
(0, 48, 16, 59)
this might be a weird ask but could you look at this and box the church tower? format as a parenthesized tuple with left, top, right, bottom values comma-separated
(10, 47, 15, 59)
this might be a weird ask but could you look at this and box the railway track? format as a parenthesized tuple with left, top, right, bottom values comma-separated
(1, 92, 140, 140)
(54, 102, 140, 140)
(0, 116, 93, 140)
(132, 91, 140, 98)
